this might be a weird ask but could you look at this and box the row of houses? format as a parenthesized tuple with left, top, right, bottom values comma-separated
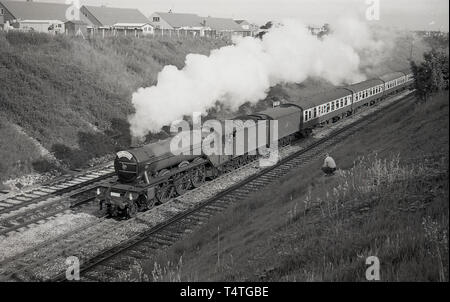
(0, 0, 258, 38)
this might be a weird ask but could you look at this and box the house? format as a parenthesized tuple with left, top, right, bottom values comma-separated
(202, 16, 245, 38)
(80, 5, 152, 36)
(150, 12, 201, 30)
(307, 24, 329, 36)
(234, 19, 258, 36)
(150, 11, 248, 38)
(0, 0, 92, 33)
(81, 5, 149, 30)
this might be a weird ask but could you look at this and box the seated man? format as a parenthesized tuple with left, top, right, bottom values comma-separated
(322, 153, 337, 175)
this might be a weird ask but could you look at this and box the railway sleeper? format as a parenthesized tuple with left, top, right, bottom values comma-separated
(147, 237, 173, 247)
(154, 232, 181, 242)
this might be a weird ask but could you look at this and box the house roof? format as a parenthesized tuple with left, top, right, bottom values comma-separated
(113, 23, 152, 28)
(155, 12, 202, 28)
(234, 20, 249, 25)
(155, 12, 244, 31)
(203, 17, 243, 31)
(1, 0, 92, 24)
(82, 5, 149, 27)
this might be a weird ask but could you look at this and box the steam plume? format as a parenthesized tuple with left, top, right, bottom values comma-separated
(129, 18, 386, 137)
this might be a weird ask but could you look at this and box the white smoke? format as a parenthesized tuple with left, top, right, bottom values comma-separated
(129, 18, 386, 137)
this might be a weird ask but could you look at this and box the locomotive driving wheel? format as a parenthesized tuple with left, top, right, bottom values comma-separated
(156, 182, 173, 204)
(191, 165, 206, 188)
(174, 172, 191, 196)
(136, 194, 155, 211)
(126, 202, 138, 218)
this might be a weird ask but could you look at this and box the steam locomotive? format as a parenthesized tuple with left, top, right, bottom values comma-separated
(96, 69, 414, 218)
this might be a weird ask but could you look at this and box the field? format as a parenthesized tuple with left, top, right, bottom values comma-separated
(135, 91, 449, 282)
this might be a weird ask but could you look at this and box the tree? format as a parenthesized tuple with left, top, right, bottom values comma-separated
(256, 21, 273, 39)
(411, 49, 449, 101)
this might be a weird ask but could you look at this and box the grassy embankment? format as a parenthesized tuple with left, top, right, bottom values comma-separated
(133, 91, 449, 282)
(0, 32, 227, 182)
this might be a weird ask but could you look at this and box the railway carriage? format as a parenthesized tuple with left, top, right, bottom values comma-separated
(301, 88, 353, 129)
(345, 79, 385, 112)
(401, 69, 415, 89)
(380, 72, 408, 96)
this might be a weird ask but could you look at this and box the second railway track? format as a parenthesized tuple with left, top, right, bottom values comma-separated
(0, 165, 115, 217)
(0, 165, 116, 237)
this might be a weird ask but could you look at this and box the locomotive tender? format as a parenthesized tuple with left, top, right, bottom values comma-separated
(97, 69, 414, 218)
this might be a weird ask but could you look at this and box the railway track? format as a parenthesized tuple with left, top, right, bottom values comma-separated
(0, 165, 115, 217)
(49, 92, 415, 282)
(0, 165, 116, 237)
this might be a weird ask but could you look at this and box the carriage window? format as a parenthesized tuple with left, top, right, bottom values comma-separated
(341, 99, 344, 107)
(304, 111, 308, 121)
(314, 108, 317, 118)
(331, 102, 335, 111)
(309, 111, 312, 119)
(327, 104, 330, 112)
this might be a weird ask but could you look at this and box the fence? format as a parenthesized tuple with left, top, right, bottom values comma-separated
(83, 27, 252, 40)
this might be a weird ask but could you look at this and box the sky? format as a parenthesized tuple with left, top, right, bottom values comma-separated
(45, 0, 449, 31)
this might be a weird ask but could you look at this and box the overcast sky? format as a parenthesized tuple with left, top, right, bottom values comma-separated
(47, 0, 448, 31)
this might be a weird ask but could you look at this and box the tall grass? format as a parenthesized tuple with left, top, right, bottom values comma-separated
(281, 153, 449, 281)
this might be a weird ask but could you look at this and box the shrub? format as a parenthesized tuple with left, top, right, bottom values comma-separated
(51, 143, 89, 169)
(32, 158, 59, 173)
(78, 131, 114, 157)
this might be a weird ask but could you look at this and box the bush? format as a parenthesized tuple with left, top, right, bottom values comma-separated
(51, 143, 89, 169)
(32, 158, 59, 173)
(78, 131, 114, 157)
